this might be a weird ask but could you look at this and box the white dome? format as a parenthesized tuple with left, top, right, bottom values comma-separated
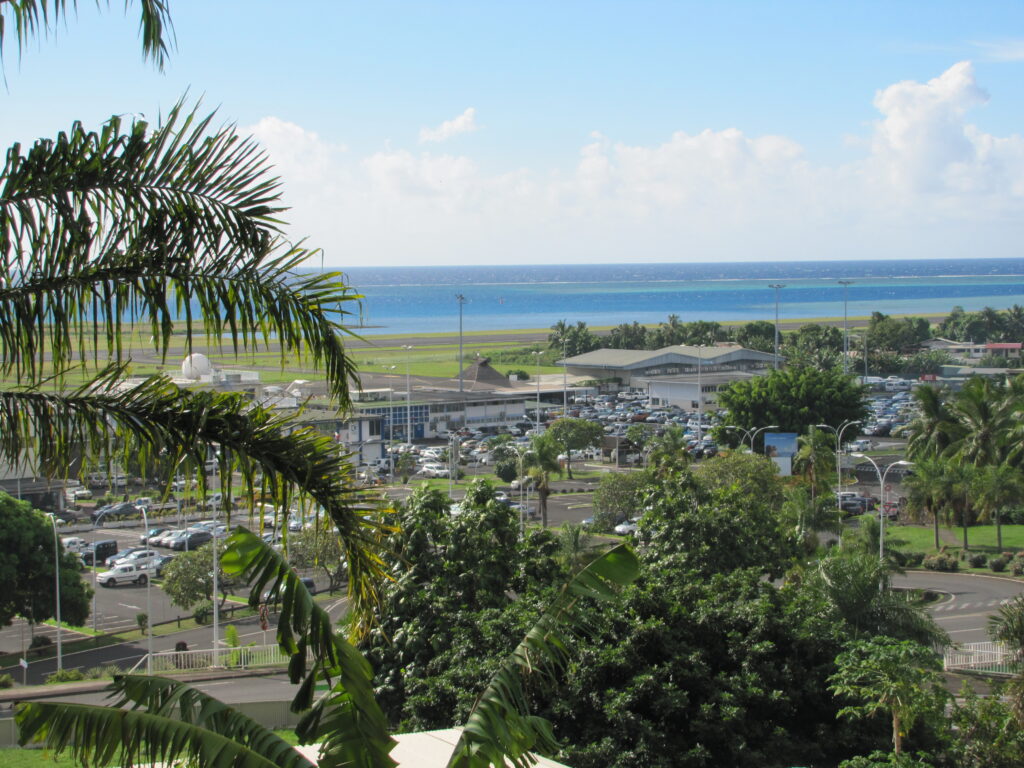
(181, 353, 213, 379)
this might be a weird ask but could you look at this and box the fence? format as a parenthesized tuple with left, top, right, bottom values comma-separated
(129, 643, 290, 675)
(944, 642, 1018, 676)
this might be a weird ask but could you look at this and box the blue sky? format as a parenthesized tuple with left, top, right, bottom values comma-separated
(5, 1, 1024, 266)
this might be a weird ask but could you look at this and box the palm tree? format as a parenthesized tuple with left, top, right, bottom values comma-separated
(793, 427, 835, 501)
(948, 377, 1008, 467)
(0, 2, 388, 624)
(525, 432, 563, 527)
(972, 463, 1023, 552)
(17, 531, 640, 768)
(902, 456, 951, 551)
(905, 384, 959, 460)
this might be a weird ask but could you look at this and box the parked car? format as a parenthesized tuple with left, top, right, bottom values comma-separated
(107, 547, 144, 568)
(113, 549, 160, 570)
(614, 517, 641, 536)
(139, 527, 170, 544)
(172, 529, 213, 551)
(61, 536, 88, 554)
(91, 502, 142, 524)
(98, 563, 149, 587)
(80, 539, 119, 566)
(153, 555, 175, 578)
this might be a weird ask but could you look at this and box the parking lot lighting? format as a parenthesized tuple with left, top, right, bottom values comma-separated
(851, 453, 912, 586)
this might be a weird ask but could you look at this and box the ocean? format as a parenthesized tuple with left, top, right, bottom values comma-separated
(336, 258, 1024, 336)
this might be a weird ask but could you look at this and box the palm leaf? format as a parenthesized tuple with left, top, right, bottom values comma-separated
(0, 1, 173, 68)
(16, 699, 301, 768)
(447, 543, 640, 768)
(221, 527, 397, 768)
(0, 372, 387, 621)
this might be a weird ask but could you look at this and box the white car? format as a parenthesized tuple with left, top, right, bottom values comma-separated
(61, 536, 88, 553)
(113, 549, 160, 569)
(614, 517, 641, 536)
(98, 563, 150, 587)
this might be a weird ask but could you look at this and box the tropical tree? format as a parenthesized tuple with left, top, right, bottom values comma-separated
(644, 424, 692, 475)
(524, 432, 563, 527)
(546, 417, 603, 479)
(18, 531, 640, 768)
(828, 636, 948, 757)
(904, 385, 959, 460)
(948, 377, 1008, 467)
(972, 463, 1023, 552)
(793, 426, 837, 500)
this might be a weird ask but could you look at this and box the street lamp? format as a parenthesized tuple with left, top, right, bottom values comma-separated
(140, 506, 153, 674)
(46, 514, 62, 672)
(533, 350, 542, 433)
(724, 424, 778, 450)
(816, 420, 862, 509)
(769, 284, 785, 369)
(456, 294, 467, 393)
(386, 366, 397, 481)
(562, 336, 568, 416)
(838, 280, 853, 375)
(851, 454, 911, 583)
(695, 345, 706, 441)
(402, 345, 413, 445)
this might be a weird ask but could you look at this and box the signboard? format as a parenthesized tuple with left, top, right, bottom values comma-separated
(763, 432, 798, 477)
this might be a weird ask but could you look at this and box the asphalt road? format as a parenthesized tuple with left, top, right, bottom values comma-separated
(893, 571, 1024, 645)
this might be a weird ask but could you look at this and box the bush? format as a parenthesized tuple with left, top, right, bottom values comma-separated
(1012, 557, 1024, 577)
(193, 600, 213, 625)
(45, 668, 86, 684)
(0, 673, 14, 689)
(990, 556, 1009, 573)
(968, 553, 988, 569)
(923, 553, 958, 572)
(904, 552, 925, 568)
(505, 368, 530, 381)
(29, 635, 52, 650)
(84, 665, 121, 680)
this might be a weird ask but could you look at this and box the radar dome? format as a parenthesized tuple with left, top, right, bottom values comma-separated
(181, 353, 213, 379)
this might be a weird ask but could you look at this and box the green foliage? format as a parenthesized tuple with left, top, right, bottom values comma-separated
(867, 312, 932, 353)
(922, 553, 958, 572)
(287, 525, 347, 593)
(161, 542, 238, 611)
(591, 469, 650, 532)
(549, 320, 600, 357)
(0, 495, 92, 627)
(990, 555, 1008, 572)
(828, 637, 948, 756)
(988, 594, 1024, 669)
(44, 669, 86, 685)
(494, 458, 518, 483)
(192, 600, 213, 625)
(948, 683, 1024, 768)
(0, 673, 13, 689)
(546, 417, 603, 478)
(395, 452, 417, 483)
(733, 319, 776, 352)
(717, 365, 867, 443)
(136, 612, 148, 635)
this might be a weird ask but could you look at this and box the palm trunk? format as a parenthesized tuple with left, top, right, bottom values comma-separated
(961, 505, 969, 552)
(539, 487, 549, 528)
(932, 511, 940, 551)
(893, 711, 902, 755)
(565, 456, 573, 480)
(997, 509, 1003, 551)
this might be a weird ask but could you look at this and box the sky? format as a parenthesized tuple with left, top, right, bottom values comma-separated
(5, 1, 1024, 267)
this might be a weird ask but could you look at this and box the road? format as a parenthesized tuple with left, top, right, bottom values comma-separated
(893, 571, 1024, 644)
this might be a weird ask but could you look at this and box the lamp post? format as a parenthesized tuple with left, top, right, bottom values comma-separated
(816, 420, 862, 506)
(47, 514, 62, 672)
(386, 366, 397, 481)
(140, 506, 153, 674)
(533, 350, 542, 433)
(838, 280, 853, 375)
(724, 424, 778, 451)
(456, 294, 467, 393)
(402, 345, 413, 445)
(562, 337, 568, 416)
(695, 345, 704, 441)
(769, 284, 785, 369)
(851, 454, 911, 584)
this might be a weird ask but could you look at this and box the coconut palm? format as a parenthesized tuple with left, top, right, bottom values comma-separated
(905, 383, 959, 460)
(902, 456, 952, 551)
(17, 531, 640, 768)
(793, 427, 835, 501)
(972, 463, 1023, 552)
(525, 431, 563, 528)
(948, 377, 1008, 467)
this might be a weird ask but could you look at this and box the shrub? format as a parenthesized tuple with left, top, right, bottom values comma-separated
(923, 553, 958, 572)
(968, 553, 988, 569)
(193, 600, 213, 625)
(84, 665, 121, 680)
(29, 635, 52, 650)
(1012, 557, 1024, 577)
(904, 552, 925, 568)
(990, 556, 1009, 573)
(0, 673, 14, 689)
(45, 668, 86, 684)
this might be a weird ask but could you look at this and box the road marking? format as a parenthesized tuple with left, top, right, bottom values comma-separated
(119, 603, 140, 610)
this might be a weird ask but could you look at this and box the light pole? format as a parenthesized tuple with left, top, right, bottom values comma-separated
(724, 424, 779, 451)
(533, 350, 542, 433)
(838, 280, 853, 375)
(562, 337, 568, 416)
(402, 345, 413, 445)
(816, 419, 862, 506)
(386, 366, 397, 481)
(769, 283, 785, 369)
(851, 454, 911, 584)
(140, 506, 153, 674)
(456, 294, 467, 393)
(695, 345, 706, 441)
(47, 514, 62, 672)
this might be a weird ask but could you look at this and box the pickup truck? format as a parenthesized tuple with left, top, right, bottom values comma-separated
(97, 563, 150, 587)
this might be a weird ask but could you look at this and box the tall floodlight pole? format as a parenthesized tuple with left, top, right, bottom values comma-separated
(817, 419, 861, 546)
(48, 515, 62, 672)
(386, 366, 396, 481)
(769, 284, 785, 369)
(140, 506, 153, 673)
(696, 345, 705, 441)
(456, 294, 467, 393)
(533, 351, 542, 432)
(403, 345, 413, 445)
(562, 337, 568, 415)
(852, 454, 911, 587)
(838, 280, 853, 375)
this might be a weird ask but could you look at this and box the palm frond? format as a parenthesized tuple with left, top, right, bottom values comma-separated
(0, 372, 387, 620)
(16, 699, 294, 768)
(221, 528, 397, 768)
(0, 102, 361, 398)
(0, 1, 174, 68)
(448, 543, 640, 768)
(107, 674, 315, 768)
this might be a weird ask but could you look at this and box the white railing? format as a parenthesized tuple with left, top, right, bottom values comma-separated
(944, 642, 1017, 676)
(130, 643, 290, 674)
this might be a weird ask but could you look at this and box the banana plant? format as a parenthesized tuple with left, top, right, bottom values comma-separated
(17, 531, 639, 768)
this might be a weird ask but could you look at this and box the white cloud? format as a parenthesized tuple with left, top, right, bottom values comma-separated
(247, 62, 1024, 266)
(418, 107, 477, 143)
(973, 39, 1024, 61)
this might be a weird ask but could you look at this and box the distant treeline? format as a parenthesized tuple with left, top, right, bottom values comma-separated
(542, 305, 1024, 377)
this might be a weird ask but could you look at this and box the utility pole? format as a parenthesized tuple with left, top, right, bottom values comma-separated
(769, 284, 785, 369)
(456, 294, 467, 393)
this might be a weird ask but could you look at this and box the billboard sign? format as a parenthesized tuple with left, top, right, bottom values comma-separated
(763, 432, 798, 477)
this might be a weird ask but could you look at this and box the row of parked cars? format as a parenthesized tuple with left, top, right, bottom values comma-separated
(142, 520, 226, 551)
(60, 537, 174, 585)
